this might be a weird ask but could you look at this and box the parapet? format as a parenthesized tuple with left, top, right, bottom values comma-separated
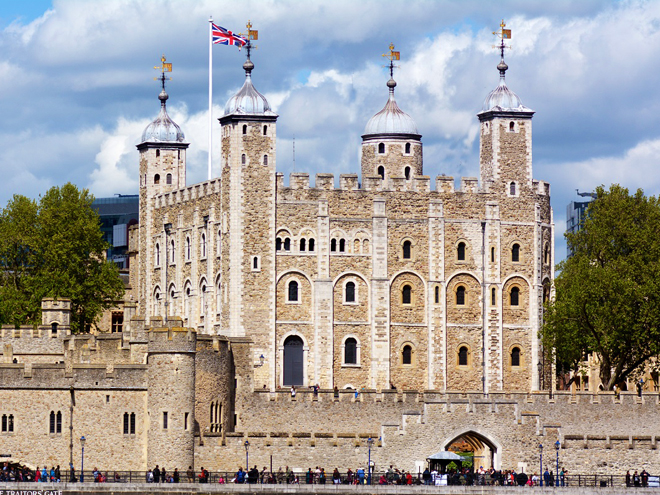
(154, 178, 221, 209)
(436, 175, 454, 193)
(533, 180, 550, 196)
(147, 318, 197, 354)
(363, 176, 384, 191)
(414, 176, 431, 193)
(339, 174, 359, 191)
(315, 173, 334, 190)
(290, 172, 309, 189)
(460, 177, 479, 193)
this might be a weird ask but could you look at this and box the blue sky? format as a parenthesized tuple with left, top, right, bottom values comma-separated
(1, 0, 660, 260)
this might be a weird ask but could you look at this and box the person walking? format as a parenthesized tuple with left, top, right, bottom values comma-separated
(187, 466, 194, 483)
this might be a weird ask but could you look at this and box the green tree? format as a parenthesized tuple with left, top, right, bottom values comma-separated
(0, 183, 125, 332)
(541, 184, 660, 390)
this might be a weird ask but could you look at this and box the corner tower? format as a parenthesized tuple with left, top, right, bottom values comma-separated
(218, 38, 277, 383)
(361, 44, 422, 185)
(477, 31, 534, 195)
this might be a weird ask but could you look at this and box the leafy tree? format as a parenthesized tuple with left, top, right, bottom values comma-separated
(0, 183, 125, 332)
(542, 184, 660, 390)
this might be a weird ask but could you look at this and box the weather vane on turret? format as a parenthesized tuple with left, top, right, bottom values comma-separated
(382, 43, 401, 94)
(154, 55, 172, 91)
(240, 20, 259, 61)
(492, 20, 511, 77)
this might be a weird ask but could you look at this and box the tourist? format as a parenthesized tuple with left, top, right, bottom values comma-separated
(641, 469, 649, 487)
(146, 469, 153, 483)
(422, 467, 431, 485)
(54, 465, 60, 482)
(153, 465, 160, 483)
(334, 386, 339, 399)
(234, 466, 245, 484)
(290, 385, 296, 397)
(187, 466, 194, 483)
(173, 468, 179, 483)
(306, 468, 313, 484)
(357, 467, 365, 484)
(626, 470, 631, 487)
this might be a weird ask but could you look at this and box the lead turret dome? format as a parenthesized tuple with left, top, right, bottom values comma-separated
(363, 77, 418, 136)
(480, 60, 532, 113)
(224, 58, 277, 116)
(141, 89, 186, 143)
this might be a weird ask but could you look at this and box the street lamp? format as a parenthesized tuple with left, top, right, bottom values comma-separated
(80, 436, 86, 483)
(366, 437, 375, 485)
(244, 440, 250, 472)
(539, 443, 543, 487)
(555, 440, 560, 487)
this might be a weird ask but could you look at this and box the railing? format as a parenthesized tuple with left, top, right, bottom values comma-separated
(1, 471, 657, 488)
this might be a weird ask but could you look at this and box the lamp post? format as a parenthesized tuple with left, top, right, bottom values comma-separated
(555, 440, 560, 487)
(366, 437, 374, 485)
(80, 436, 86, 483)
(539, 443, 543, 487)
(244, 440, 250, 472)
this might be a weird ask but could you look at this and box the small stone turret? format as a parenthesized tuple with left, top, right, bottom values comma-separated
(41, 298, 71, 334)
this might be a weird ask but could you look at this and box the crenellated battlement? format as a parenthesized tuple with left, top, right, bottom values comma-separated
(153, 178, 221, 209)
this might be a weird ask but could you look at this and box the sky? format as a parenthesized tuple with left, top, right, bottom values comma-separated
(1, 0, 660, 260)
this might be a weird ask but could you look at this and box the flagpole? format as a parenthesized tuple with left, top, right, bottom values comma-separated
(208, 16, 213, 180)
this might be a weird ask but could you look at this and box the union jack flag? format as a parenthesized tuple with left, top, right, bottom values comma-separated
(212, 23, 247, 47)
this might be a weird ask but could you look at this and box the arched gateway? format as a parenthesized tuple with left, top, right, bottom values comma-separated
(439, 429, 502, 471)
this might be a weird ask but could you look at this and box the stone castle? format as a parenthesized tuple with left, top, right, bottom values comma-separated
(1, 39, 658, 475)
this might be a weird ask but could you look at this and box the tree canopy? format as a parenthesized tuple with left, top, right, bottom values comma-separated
(0, 183, 125, 332)
(541, 184, 660, 390)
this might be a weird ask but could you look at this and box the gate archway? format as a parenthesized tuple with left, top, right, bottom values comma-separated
(439, 429, 502, 471)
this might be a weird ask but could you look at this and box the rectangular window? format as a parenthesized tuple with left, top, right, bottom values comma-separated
(106, 395, 110, 403)
(7, 415, 13, 433)
(1, 414, 6, 432)
(56, 411, 62, 434)
(163, 411, 168, 429)
(130, 412, 136, 434)
(184, 412, 189, 431)
(111, 312, 124, 333)
(123, 413, 129, 434)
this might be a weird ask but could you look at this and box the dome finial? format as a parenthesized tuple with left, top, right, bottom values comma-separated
(492, 20, 512, 80)
(240, 20, 258, 76)
(153, 54, 173, 105)
(382, 43, 400, 95)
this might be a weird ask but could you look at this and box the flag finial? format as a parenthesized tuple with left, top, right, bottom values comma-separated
(492, 20, 512, 77)
(382, 43, 401, 93)
(154, 54, 173, 91)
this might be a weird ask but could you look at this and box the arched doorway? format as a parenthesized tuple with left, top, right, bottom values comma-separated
(440, 430, 501, 472)
(283, 336, 304, 386)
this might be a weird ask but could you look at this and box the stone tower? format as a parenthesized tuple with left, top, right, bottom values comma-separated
(136, 79, 189, 321)
(219, 50, 278, 384)
(477, 57, 534, 195)
(146, 319, 196, 468)
(361, 50, 422, 187)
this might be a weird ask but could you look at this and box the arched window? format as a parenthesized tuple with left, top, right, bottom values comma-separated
(241, 154, 246, 165)
(283, 336, 304, 386)
(378, 142, 385, 154)
(184, 285, 192, 321)
(512, 243, 520, 262)
(156, 243, 160, 266)
(242, 124, 247, 135)
(288, 280, 299, 302)
(154, 288, 161, 316)
(283, 238, 291, 251)
(344, 337, 357, 365)
(154, 174, 160, 184)
(186, 237, 191, 260)
(263, 125, 267, 135)
(491, 246, 495, 263)
(339, 239, 345, 252)
(544, 244, 550, 264)
(276, 237, 282, 251)
(263, 154, 268, 165)
(510, 286, 520, 306)
(457, 242, 466, 261)
(123, 412, 130, 434)
(377, 166, 385, 180)
(200, 283, 207, 315)
(308, 239, 315, 251)
(510, 181, 516, 195)
(166, 173, 172, 185)
(345, 281, 356, 303)
(456, 286, 466, 305)
(404, 166, 411, 180)
(491, 287, 496, 306)
(402, 284, 412, 305)
(402, 344, 412, 365)
(300, 238, 306, 252)
(402, 240, 412, 259)
(170, 239, 175, 262)
(201, 233, 206, 258)
(253, 256, 259, 270)
(156, 150, 160, 158)
(509, 121, 515, 131)
(51, 322, 58, 334)
(331, 239, 337, 252)
(434, 286, 439, 304)
(405, 143, 411, 154)
(458, 346, 468, 366)
(511, 347, 521, 367)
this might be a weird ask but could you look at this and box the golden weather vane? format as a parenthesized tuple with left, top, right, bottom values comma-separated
(239, 20, 258, 54)
(492, 20, 512, 59)
(382, 43, 400, 78)
(154, 55, 172, 90)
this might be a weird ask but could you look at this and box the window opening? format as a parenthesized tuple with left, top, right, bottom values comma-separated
(344, 338, 357, 365)
(402, 240, 412, 259)
(253, 256, 259, 269)
(283, 238, 290, 251)
(331, 239, 337, 252)
(130, 412, 136, 434)
(300, 238, 306, 252)
(378, 143, 385, 154)
(186, 237, 191, 260)
(308, 239, 315, 251)
(509, 121, 515, 131)
(345, 281, 356, 303)
(456, 286, 466, 305)
(263, 125, 267, 135)
(288, 280, 299, 302)
(434, 286, 439, 304)
(377, 166, 385, 180)
(510, 182, 516, 195)
(51, 322, 58, 335)
(511, 347, 521, 367)
(491, 287, 496, 306)
(512, 243, 520, 262)
(404, 167, 411, 180)
(402, 345, 412, 365)
(263, 155, 268, 166)
(163, 411, 168, 429)
(276, 237, 282, 251)
(111, 312, 124, 333)
(156, 243, 160, 266)
(156, 150, 160, 158)
(510, 287, 520, 306)
(241, 154, 246, 165)
(457, 242, 466, 261)
(124, 413, 129, 434)
(154, 174, 160, 185)
(491, 246, 495, 263)
(339, 239, 345, 252)
(242, 124, 247, 135)
(458, 346, 468, 366)
(201, 233, 206, 257)
(166, 173, 172, 185)
(405, 143, 411, 154)
(402, 284, 412, 305)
